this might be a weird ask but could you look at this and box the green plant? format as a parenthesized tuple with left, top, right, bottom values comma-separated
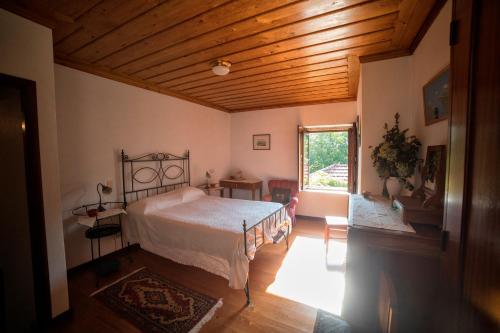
(370, 113, 421, 191)
(306, 131, 348, 173)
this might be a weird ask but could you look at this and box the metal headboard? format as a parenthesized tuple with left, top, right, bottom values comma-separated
(121, 150, 190, 208)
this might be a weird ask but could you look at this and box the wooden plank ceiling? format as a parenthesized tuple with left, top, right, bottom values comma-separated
(2, 0, 444, 112)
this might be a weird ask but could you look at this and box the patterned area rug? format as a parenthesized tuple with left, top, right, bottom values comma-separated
(91, 268, 222, 333)
(313, 309, 351, 333)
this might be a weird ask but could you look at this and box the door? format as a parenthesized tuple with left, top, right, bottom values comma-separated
(0, 74, 51, 331)
(440, 0, 499, 331)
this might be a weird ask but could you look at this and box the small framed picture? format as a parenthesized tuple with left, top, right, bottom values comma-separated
(253, 134, 271, 150)
(423, 66, 450, 126)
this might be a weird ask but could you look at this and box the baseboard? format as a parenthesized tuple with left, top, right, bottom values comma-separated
(67, 243, 140, 276)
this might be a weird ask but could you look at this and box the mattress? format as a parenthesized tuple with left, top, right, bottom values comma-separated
(125, 187, 290, 289)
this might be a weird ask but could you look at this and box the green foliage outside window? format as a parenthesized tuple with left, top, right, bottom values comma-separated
(303, 130, 349, 190)
(306, 131, 348, 173)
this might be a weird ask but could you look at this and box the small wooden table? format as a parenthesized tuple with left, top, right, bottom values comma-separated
(219, 178, 263, 200)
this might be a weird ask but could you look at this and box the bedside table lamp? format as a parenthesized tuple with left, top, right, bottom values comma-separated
(97, 183, 112, 212)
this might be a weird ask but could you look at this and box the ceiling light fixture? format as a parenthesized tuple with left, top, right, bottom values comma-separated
(211, 60, 231, 76)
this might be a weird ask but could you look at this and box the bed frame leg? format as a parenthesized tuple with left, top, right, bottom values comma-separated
(242, 220, 251, 305)
(286, 223, 290, 251)
(244, 280, 251, 305)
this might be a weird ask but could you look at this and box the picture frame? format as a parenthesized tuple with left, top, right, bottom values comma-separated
(422, 66, 450, 126)
(423, 145, 446, 193)
(253, 134, 271, 150)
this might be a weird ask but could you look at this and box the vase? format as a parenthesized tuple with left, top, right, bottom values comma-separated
(385, 177, 402, 198)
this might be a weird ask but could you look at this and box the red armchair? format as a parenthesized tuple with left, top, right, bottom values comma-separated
(262, 179, 299, 225)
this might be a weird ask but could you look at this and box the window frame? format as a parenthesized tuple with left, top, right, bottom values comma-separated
(298, 124, 358, 193)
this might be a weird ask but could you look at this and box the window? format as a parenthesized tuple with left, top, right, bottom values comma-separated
(298, 125, 358, 192)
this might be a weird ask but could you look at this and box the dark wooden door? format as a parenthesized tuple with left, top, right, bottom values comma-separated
(440, 0, 499, 331)
(460, 0, 499, 329)
(0, 74, 51, 331)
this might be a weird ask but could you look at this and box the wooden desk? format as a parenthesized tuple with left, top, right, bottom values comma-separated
(343, 195, 441, 333)
(219, 179, 263, 200)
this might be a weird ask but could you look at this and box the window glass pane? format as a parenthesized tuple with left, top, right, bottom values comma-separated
(305, 131, 348, 190)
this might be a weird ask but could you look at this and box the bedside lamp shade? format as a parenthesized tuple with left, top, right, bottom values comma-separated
(97, 183, 112, 212)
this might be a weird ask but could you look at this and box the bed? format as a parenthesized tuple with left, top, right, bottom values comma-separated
(120, 150, 290, 304)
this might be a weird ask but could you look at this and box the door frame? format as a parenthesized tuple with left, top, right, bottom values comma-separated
(0, 73, 52, 323)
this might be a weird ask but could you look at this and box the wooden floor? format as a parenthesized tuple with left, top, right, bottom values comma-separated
(50, 218, 327, 333)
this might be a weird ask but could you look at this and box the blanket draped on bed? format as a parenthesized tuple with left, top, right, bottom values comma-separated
(126, 194, 289, 289)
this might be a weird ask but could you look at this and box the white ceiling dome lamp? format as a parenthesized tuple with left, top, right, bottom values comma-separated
(211, 60, 231, 76)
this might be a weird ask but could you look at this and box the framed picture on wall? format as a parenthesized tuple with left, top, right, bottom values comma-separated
(253, 134, 271, 150)
(423, 66, 450, 126)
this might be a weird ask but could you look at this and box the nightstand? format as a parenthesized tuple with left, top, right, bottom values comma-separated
(73, 202, 127, 284)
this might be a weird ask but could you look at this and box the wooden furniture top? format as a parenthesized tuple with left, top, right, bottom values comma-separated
(196, 185, 224, 191)
(2, 0, 446, 112)
(348, 194, 441, 257)
(349, 194, 416, 233)
(219, 179, 263, 188)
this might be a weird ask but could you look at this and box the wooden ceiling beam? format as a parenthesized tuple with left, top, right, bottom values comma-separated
(193, 74, 348, 99)
(194, 74, 349, 99)
(93, 0, 303, 68)
(408, 0, 448, 53)
(209, 85, 350, 105)
(359, 48, 411, 63)
(183, 68, 347, 96)
(54, 0, 168, 55)
(205, 80, 350, 103)
(142, 13, 397, 84)
(391, 0, 435, 49)
(171, 61, 348, 93)
(119, 0, 399, 77)
(69, 0, 232, 62)
(157, 28, 393, 88)
(113, 0, 376, 74)
(0, 0, 101, 29)
(229, 97, 357, 112)
(347, 55, 360, 96)
(2, 0, 444, 112)
(224, 93, 352, 109)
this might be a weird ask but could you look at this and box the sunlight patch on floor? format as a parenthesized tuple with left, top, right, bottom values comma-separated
(266, 235, 347, 315)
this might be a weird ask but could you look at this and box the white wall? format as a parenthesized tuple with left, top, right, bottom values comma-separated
(55, 65, 231, 269)
(411, 0, 451, 157)
(359, 56, 414, 194)
(358, 0, 451, 194)
(356, 72, 363, 193)
(0, 9, 69, 317)
(230, 102, 356, 217)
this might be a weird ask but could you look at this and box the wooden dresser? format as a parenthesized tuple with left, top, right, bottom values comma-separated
(342, 195, 441, 333)
(219, 178, 263, 200)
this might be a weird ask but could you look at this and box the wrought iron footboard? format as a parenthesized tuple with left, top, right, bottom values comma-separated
(242, 202, 291, 305)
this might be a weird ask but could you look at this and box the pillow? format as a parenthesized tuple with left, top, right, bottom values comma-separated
(127, 189, 182, 215)
(178, 186, 206, 203)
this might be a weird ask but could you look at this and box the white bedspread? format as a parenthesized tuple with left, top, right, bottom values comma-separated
(126, 192, 289, 289)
